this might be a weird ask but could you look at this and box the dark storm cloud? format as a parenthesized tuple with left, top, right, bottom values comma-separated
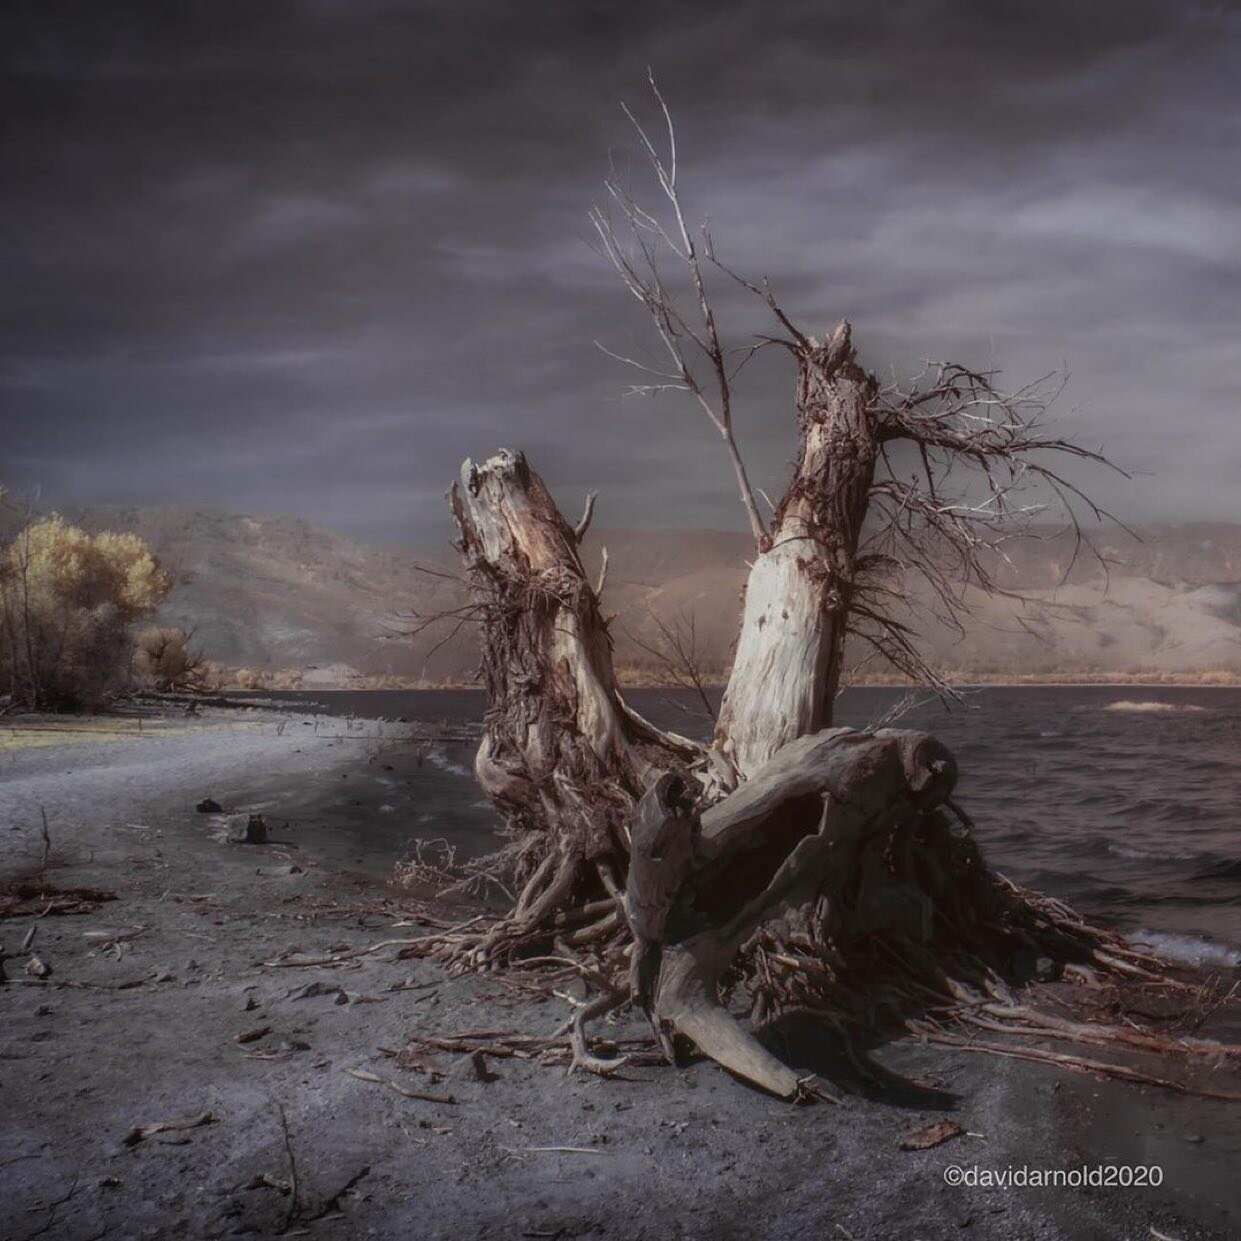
(2, 0, 1239, 542)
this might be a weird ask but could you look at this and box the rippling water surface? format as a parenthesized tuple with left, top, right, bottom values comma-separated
(257, 685, 1241, 970)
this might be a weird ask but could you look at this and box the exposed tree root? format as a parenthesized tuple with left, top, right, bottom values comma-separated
(393, 866, 1239, 1104)
(390, 729, 1240, 1102)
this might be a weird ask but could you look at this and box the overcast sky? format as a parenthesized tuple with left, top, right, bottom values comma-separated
(3, 0, 1239, 544)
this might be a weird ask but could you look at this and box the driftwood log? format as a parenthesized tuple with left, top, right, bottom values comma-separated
(629, 727, 958, 1097)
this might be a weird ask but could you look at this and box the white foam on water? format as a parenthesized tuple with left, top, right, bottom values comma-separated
(425, 746, 471, 778)
(1103, 700, 1209, 714)
(1108, 844, 1198, 862)
(1131, 930, 1241, 968)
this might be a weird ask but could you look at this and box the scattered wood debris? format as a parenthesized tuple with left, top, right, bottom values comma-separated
(245, 1172, 292, 1196)
(345, 1067, 456, 1104)
(378, 1046, 446, 1082)
(919, 1030, 1241, 1103)
(263, 938, 424, 968)
(896, 1120, 966, 1151)
(0, 884, 117, 919)
(504, 1145, 612, 1157)
(122, 1111, 217, 1148)
(235, 1024, 273, 1044)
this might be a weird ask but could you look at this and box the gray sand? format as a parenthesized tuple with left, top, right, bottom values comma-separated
(1, 713, 1237, 1240)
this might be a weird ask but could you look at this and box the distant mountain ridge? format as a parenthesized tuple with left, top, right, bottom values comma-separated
(65, 505, 1241, 685)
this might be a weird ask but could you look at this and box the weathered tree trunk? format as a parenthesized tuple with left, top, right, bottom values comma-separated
(453, 326, 877, 833)
(715, 321, 878, 777)
(449, 450, 706, 961)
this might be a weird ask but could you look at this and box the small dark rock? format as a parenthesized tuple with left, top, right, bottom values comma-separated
(196, 797, 223, 813)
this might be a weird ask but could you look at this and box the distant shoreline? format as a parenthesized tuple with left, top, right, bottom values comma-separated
(218, 672, 1241, 693)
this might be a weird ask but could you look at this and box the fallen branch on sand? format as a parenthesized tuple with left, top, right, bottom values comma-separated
(262, 938, 427, 968)
(895, 1120, 965, 1151)
(122, 1111, 217, 1148)
(915, 1028, 1241, 1102)
(0, 884, 117, 920)
(344, 1067, 457, 1104)
(503, 1145, 613, 1157)
(277, 1103, 300, 1231)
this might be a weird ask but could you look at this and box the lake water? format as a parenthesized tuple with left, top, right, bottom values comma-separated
(248, 685, 1241, 972)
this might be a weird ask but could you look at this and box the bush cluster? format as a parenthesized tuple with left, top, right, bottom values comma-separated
(0, 514, 172, 710)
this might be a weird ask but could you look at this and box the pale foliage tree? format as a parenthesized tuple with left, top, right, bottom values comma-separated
(0, 514, 171, 710)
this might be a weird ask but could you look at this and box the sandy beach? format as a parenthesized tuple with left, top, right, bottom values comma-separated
(2, 710, 1238, 1241)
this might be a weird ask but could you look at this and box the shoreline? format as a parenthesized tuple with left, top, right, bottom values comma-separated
(213, 676, 1241, 693)
(1, 713, 1238, 1239)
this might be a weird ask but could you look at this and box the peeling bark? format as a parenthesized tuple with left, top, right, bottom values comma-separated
(715, 321, 879, 777)
(448, 450, 705, 959)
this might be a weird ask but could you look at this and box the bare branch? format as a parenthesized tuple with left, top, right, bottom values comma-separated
(622, 607, 719, 723)
(595, 545, 609, 598)
(701, 226, 810, 352)
(574, 493, 597, 543)
(592, 77, 769, 549)
(847, 363, 1129, 690)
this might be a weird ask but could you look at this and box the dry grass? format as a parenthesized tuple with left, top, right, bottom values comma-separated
(0, 715, 251, 752)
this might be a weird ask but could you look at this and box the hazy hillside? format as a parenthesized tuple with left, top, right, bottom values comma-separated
(69, 506, 464, 685)
(64, 506, 1241, 685)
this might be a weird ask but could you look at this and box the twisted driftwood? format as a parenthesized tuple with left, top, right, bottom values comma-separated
(629, 728, 958, 1097)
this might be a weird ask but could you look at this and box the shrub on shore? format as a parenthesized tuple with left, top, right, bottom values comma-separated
(0, 514, 171, 710)
(131, 626, 209, 693)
